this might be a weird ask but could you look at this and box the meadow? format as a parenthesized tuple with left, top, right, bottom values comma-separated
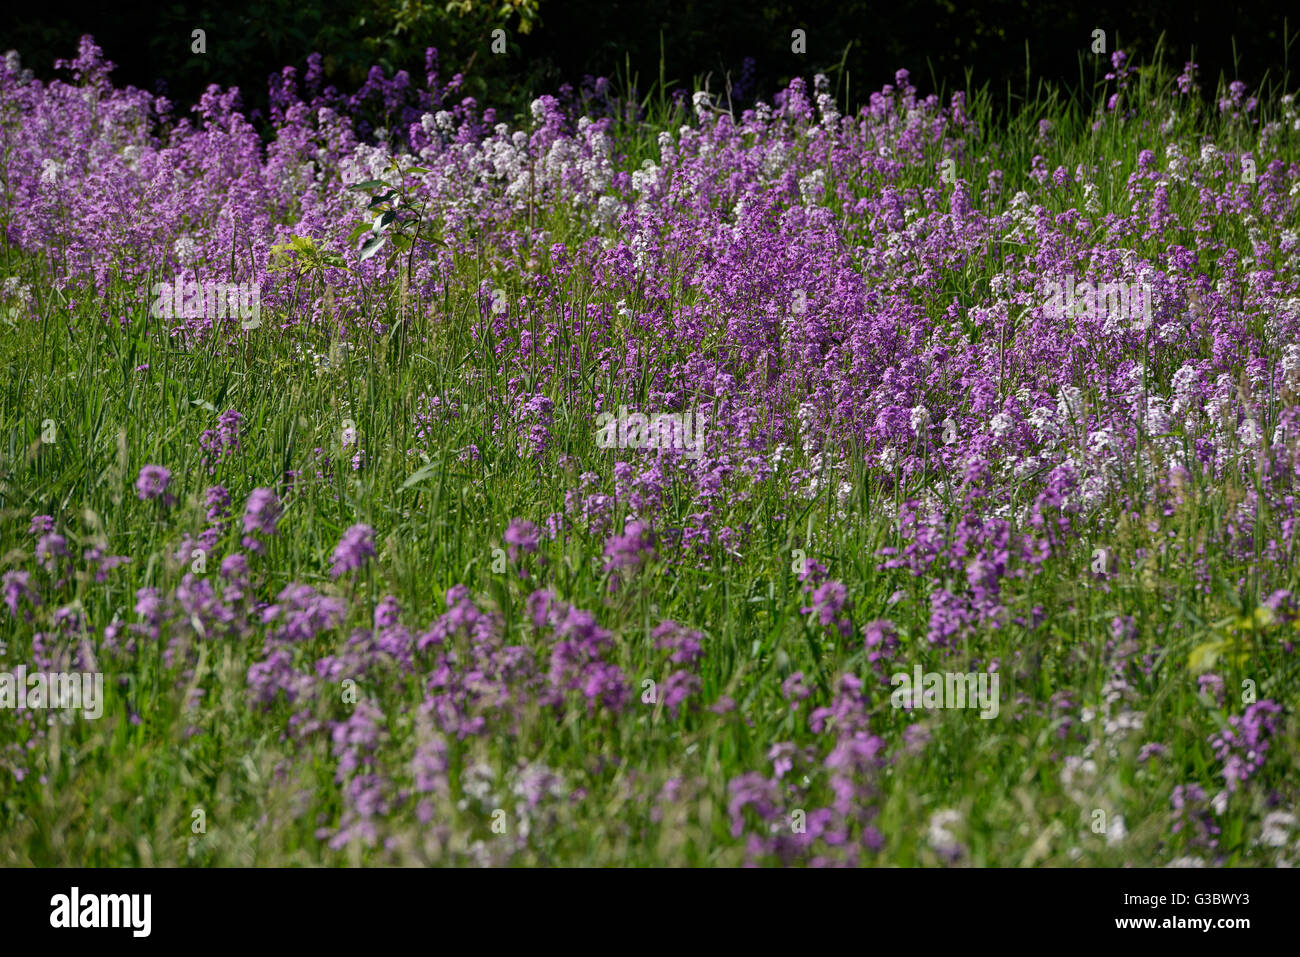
(1, 37, 1298, 866)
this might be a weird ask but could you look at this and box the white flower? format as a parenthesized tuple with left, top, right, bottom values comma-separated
(1260, 811, 1297, 847)
(1082, 181, 1101, 213)
(1057, 386, 1084, 421)
(927, 809, 963, 855)
(692, 90, 712, 120)
(798, 169, 825, 205)
(1088, 428, 1115, 455)
(594, 195, 622, 226)
(1028, 405, 1058, 438)
(816, 92, 839, 128)
(1103, 710, 1144, 739)
(1060, 756, 1098, 803)
(910, 405, 931, 434)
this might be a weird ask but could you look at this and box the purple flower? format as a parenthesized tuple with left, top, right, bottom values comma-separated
(135, 464, 172, 501)
(2, 570, 40, 618)
(781, 671, 812, 708)
(709, 695, 736, 714)
(662, 670, 700, 718)
(374, 595, 401, 629)
(652, 620, 704, 666)
(200, 409, 243, 472)
(768, 742, 797, 779)
(1209, 700, 1282, 792)
(331, 523, 376, 578)
(242, 488, 281, 538)
(603, 520, 654, 572)
(801, 580, 852, 640)
(220, 553, 249, 581)
(205, 485, 231, 521)
(863, 619, 899, 666)
(1110, 615, 1137, 642)
(504, 518, 540, 556)
(35, 533, 68, 571)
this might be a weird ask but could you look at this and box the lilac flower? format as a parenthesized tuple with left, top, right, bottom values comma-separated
(709, 695, 737, 714)
(781, 671, 812, 708)
(603, 520, 654, 572)
(1171, 784, 1220, 850)
(768, 742, 797, 779)
(331, 523, 377, 578)
(652, 620, 704, 666)
(35, 533, 68, 572)
(2, 570, 40, 618)
(1210, 701, 1283, 792)
(241, 487, 281, 550)
(135, 464, 172, 501)
(801, 580, 852, 640)
(863, 619, 899, 667)
(200, 409, 243, 472)
(503, 518, 540, 558)
(1136, 743, 1167, 763)
(205, 485, 231, 521)
(219, 553, 248, 581)
(661, 670, 700, 718)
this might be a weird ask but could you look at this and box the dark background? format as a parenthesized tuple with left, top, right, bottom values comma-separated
(1, 1, 1296, 123)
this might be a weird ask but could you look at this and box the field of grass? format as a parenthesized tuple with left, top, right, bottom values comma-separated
(1, 37, 1298, 866)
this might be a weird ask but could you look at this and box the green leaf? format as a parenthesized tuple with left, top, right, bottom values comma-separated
(349, 179, 387, 191)
(400, 460, 441, 490)
(359, 234, 387, 261)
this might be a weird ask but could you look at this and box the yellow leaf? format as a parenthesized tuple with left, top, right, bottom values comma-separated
(1188, 640, 1223, 673)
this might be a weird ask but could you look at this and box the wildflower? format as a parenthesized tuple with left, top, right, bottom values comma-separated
(2, 570, 40, 618)
(241, 488, 281, 552)
(135, 464, 172, 501)
(504, 518, 540, 558)
(205, 485, 231, 521)
(35, 533, 68, 572)
(331, 523, 376, 578)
